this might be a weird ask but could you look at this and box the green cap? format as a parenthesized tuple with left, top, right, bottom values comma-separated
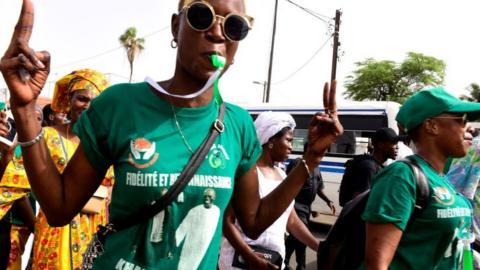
(396, 87, 480, 131)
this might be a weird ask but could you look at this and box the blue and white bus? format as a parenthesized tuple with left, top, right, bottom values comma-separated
(244, 101, 401, 225)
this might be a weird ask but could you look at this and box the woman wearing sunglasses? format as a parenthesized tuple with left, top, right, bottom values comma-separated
(363, 87, 480, 269)
(0, 0, 342, 269)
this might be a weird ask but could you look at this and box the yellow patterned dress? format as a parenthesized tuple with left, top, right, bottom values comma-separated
(32, 127, 114, 270)
(0, 149, 30, 221)
(0, 146, 33, 270)
(8, 225, 31, 270)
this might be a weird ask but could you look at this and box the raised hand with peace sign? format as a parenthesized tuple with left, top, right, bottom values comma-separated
(304, 81, 344, 169)
(0, 0, 50, 108)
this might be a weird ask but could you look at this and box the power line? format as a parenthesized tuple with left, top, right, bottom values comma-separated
(142, 26, 171, 38)
(272, 36, 332, 85)
(53, 46, 122, 70)
(284, 0, 332, 23)
(52, 25, 170, 70)
(293, 1, 332, 21)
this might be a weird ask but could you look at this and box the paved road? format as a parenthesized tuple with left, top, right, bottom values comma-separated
(285, 223, 329, 270)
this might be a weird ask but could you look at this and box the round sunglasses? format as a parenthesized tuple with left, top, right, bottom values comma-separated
(181, 1, 254, 42)
(431, 113, 468, 127)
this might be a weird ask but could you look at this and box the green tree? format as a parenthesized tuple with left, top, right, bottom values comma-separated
(344, 52, 446, 103)
(119, 27, 145, 82)
(460, 83, 480, 102)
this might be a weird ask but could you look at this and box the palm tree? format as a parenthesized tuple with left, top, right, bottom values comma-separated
(119, 27, 145, 82)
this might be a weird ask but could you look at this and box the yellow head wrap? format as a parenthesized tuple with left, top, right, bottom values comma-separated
(51, 69, 109, 113)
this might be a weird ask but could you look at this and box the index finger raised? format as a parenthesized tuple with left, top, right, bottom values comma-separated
(329, 80, 337, 113)
(5, 0, 34, 57)
(323, 82, 330, 114)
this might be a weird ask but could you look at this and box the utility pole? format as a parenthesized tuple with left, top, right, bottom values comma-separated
(265, 0, 279, 103)
(330, 9, 342, 82)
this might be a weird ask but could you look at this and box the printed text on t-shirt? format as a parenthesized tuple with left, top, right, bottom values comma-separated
(125, 171, 232, 188)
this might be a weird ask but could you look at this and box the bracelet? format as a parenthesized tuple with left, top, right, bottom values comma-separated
(17, 128, 45, 147)
(300, 158, 312, 176)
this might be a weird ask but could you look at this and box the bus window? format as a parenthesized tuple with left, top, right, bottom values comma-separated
(292, 129, 372, 156)
(290, 114, 388, 156)
(332, 131, 356, 154)
(292, 130, 306, 153)
(356, 135, 371, 155)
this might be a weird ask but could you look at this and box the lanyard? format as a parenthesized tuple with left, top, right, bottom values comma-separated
(145, 69, 221, 100)
(145, 54, 225, 103)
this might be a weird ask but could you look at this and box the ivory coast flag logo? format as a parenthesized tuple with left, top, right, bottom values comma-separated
(432, 187, 455, 206)
(128, 138, 159, 169)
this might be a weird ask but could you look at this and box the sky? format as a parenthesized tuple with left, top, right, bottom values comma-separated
(1, 0, 480, 105)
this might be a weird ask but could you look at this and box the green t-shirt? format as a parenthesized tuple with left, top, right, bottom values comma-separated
(362, 155, 472, 270)
(74, 83, 262, 270)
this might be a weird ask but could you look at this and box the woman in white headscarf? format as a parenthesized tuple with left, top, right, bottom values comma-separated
(218, 111, 320, 270)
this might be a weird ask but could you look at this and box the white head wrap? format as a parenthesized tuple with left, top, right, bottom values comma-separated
(254, 111, 296, 145)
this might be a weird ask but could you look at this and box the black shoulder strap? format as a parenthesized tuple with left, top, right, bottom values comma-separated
(400, 156, 430, 213)
(110, 103, 226, 232)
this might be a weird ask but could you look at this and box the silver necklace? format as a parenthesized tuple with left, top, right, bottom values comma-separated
(170, 103, 194, 154)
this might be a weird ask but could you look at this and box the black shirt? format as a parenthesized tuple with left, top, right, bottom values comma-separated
(338, 154, 383, 206)
(286, 158, 324, 216)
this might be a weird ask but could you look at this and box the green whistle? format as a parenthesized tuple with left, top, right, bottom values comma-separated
(211, 54, 226, 69)
(211, 54, 226, 105)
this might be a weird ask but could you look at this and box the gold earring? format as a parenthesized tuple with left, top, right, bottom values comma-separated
(268, 143, 273, 149)
(171, 39, 178, 48)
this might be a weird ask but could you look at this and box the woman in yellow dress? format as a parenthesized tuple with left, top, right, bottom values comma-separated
(31, 69, 114, 270)
(0, 149, 36, 270)
(0, 147, 36, 270)
(0, 107, 42, 270)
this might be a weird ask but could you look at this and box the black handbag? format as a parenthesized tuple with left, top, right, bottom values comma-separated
(232, 245, 283, 269)
(81, 103, 225, 270)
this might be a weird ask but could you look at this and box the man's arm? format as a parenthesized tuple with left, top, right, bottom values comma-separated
(317, 190, 335, 215)
(315, 171, 335, 215)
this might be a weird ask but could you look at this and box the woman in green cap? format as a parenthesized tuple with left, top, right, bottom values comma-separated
(363, 87, 480, 269)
